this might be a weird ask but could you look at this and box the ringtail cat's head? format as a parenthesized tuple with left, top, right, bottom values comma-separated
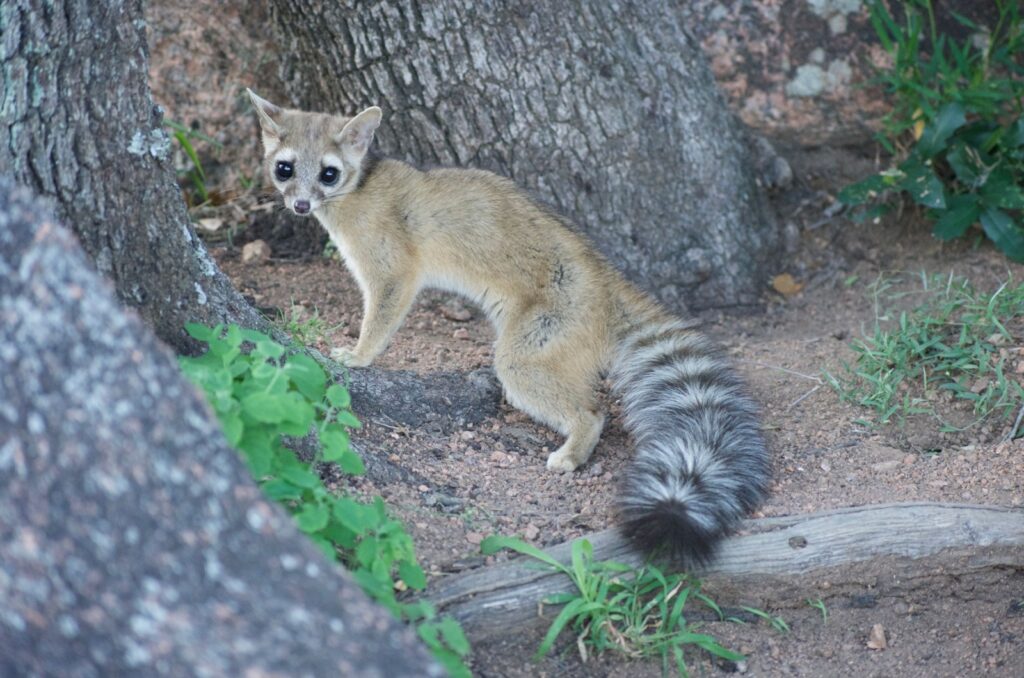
(246, 89, 382, 216)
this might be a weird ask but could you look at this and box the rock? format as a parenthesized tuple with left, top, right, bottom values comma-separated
(870, 460, 902, 473)
(453, 328, 470, 340)
(523, 524, 541, 541)
(440, 299, 473, 322)
(867, 623, 888, 650)
(241, 238, 272, 264)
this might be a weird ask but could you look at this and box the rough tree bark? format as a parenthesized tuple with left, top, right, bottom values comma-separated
(0, 179, 440, 677)
(0, 0, 501, 432)
(0, 0, 265, 352)
(269, 0, 783, 312)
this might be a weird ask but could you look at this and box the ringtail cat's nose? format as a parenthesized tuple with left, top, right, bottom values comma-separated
(293, 199, 311, 214)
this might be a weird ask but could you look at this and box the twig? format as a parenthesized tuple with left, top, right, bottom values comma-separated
(736, 360, 823, 384)
(1007, 403, 1024, 442)
(787, 385, 822, 412)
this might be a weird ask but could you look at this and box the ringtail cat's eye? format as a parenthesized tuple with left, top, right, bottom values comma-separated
(320, 166, 340, 186)
(275, 161, 294, 181)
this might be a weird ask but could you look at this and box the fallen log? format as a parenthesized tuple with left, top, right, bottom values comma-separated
(427, 502, 1024, 640)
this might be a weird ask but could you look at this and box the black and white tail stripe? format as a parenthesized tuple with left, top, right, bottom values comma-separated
(610, 319, 770, 566)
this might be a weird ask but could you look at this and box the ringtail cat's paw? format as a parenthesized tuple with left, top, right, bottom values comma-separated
(330, 347, 373, 368)
(545, 449, 580, 473)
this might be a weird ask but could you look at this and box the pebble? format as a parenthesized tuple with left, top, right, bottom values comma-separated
(241, 239, 271, 264)
(466, 532, 484, 545)
(523, 524, 540, 541)
(453, 328, 470, 340)
(440, 300, 473, 322)
(867, 623, 888, 650)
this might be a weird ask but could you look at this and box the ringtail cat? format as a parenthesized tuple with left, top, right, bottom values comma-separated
(247, 90, 770, 565)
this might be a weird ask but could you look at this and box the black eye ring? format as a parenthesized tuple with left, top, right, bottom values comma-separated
(275, 161, 294, 181)
(320, 166, 340, 186)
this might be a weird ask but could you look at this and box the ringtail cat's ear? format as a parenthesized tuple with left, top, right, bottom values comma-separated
(246, 88, 283, 153)
(336, 106, 382, 163)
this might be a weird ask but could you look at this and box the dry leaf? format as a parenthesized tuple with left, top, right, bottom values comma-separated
(867, 623, 887, 650)
(196, 217, 224, 233)
(772, 273, 803, 297)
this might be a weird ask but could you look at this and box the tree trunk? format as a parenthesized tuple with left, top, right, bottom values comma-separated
(0, 0, 502, 430)
(269, 0, 782, 312)
(0, 178, 441, 677)
(0, 0, 265, 352)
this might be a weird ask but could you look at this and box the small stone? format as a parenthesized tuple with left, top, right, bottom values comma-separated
(867, 623, 887, 650)
(453, 328, 470, 340)
(440, 299, 473, 322)
(241, 239, 271, 264)
(466, 532, 484, 545)
(523, 524, 540, 540)
(903, 454, 916, 465)
(870, 460, 901, 473)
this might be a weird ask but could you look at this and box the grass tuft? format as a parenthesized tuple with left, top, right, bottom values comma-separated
(826, 274, 1024, 433)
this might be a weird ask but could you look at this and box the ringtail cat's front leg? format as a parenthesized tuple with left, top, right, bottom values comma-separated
(331, 276, 419, 367)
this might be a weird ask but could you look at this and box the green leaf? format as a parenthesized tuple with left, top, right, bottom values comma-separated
(185, 322, 214, 342)
(220, 412, 244, 447)
(336, 409, 362, 429)
(356, 536, 379, 568)
(438, 617, 470, 656)
(899, 158, 946, 209)
(284, 354, 327, 402)
(255, 339, 286, 359)
(241, 392, 287, 423)
(980, 208, 1024, 262)
(296, 503, 330, 533)
(979, 168, 1024, 210)
(278, 465, 320, 489)
(480, 535, 565, 571)
(326, 383, 352, 409)
(946, 143, 984, 186)
(932, 196, 981, 240)
(838, 174, 888, 206)
(223, 324, 243, 349)
(320, 429, 351, 462)
(239, 429, 274, 477)
(535, 598, 586, 658)
(261, 479, 303, 501)
(398, 561, 428, 590)
(333, 497, 381, 534)
(917, 102, 966, 156)
(278, 393, 315, 429)
(1011, 117, 1024, 148)
(339, 450, 365, 476)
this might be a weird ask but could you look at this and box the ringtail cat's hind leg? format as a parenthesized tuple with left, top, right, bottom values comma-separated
(494, 311, 606, 472)
(331, 275, 419, 367)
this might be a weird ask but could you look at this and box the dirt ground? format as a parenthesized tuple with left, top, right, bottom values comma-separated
(148, 5, 1023, 676)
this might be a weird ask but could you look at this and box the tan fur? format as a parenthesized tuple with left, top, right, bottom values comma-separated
(248, 91, 674, 471)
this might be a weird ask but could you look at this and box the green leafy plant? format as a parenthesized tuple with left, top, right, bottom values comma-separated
(840, 0, 1024, 261)
(179, 324, 470, 675)
(806, 598, 829, 624)
(729, 606, 790, 634)
(165, 119, 222, 206)
(824, 274, 1024, 431)
(481, 535, 743, 676)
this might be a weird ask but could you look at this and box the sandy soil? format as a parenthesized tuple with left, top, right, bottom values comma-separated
(149, 4, 1024, 675)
